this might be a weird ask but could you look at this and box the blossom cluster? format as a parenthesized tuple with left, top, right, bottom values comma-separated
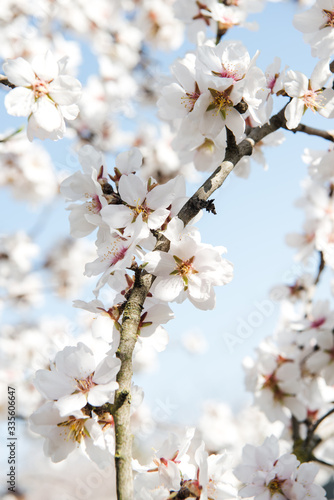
(235, 435, 326, 500)
(30, 341, 121, 466)
(158, 37, 334, 175)
(3, 51, 82, 141)
(60, 144, 233, 313)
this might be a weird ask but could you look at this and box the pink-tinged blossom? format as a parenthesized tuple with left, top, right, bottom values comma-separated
(304, 146, 334, 183)
(316, 219, 334, 269)
(84, 220, 145, 295)
(293, 0, 334, 58)
(284, 60, 334, 130)
(306, 328, 334, 385)
(137, 300, 174, 338)
(157, 53, 207, 121)
(234, 436, 300, 500)
(270, 274, 313, 304)
(196, 39, 258, 85)
(144, 233, 233, 310)
(289, 462, 326, 500)
(186, 442, 237, 499)
(194, 80, 245, 145)
(29, 402, 114, 467)
(60, 145, 108, 237)
(34, 342, 120, 416)
(295, 178, 334, 221)
(114, 147, 143, 177)
(136, 0, 184, 51)
(235, 438, 326, 500)
(196, 39, 268, 125)
(3, 50, 81, 141)
(285, 219, 318, 263)
(174, 0, 259, 42)
(290, 300, 334, 335)
(244, 343, 307, 423)
(100, 174, 185, 238)
(134, 428, 195, 492)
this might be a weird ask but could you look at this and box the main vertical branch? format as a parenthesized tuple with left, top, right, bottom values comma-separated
(112, 105, 334, 498)
(113, 271, 153, 500)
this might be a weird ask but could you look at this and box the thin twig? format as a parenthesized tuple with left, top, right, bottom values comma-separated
(283, 122, 334, 143)
(0, 74, 15, 89)
(314, 251, 325, 286)
(309, 407, 334, 437)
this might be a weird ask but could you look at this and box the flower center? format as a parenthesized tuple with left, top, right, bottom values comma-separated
(131, 200, 151, 222)
(32, 78, 50, 99)
(170, 255, 198, 289)
(58, 417, 89, 443)
(87, 195, 102, 214)
(323, 9, 334, 28)
(197, 138, 215, 153)
(268, 476, 285, 495)
(75, 373, 96, 393)
(262, 372, 287, 402)
(212, 64, 241, 81)
(182, 82, 201, 112)
(303, 89, 323, 112)
(175, 256, 196, 276)
(207, 86, 234, 119)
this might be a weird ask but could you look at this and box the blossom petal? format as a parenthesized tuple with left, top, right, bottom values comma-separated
(33, 97, 63, 131)
(119, 174, 146, 206)
(31, 50, 59, 81)
(3, 57, 35, 86)
(4, 87, 34, 116)
(152, 276, 184, 302)
(55, 392, 87, 416)
(49, 75, 82, 105)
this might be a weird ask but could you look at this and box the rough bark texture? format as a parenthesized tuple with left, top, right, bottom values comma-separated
(113, 271, 154, 500)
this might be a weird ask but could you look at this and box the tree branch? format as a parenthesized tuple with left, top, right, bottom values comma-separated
(0, 74, 15, 89)
(283, 122, 334, 143)
(308, 407, 334, 437)
(113, 269, 154, 500)
(178, 107, 286, 226)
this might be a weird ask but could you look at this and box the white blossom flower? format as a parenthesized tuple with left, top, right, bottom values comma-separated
(189, 442, 238, 499)
(3, 50, 81, 141)
(289, 462, 326, 500)
(100, 174, 185, 238)
(29, 402, 114, 467)
(144, 233, 233, 310)
(305, 146, 334, 182)
(306, 328, 334, 385)
(245, 341, 307, 422)
(234, 436, 299, 500)
(34, 342, 121, 416)
(60, 145, 109, 238)
(134, 428, 195, 492)
(284, 60, 334, 129)
(84, 219, 145, 292)
(293, 0, 334, 58)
